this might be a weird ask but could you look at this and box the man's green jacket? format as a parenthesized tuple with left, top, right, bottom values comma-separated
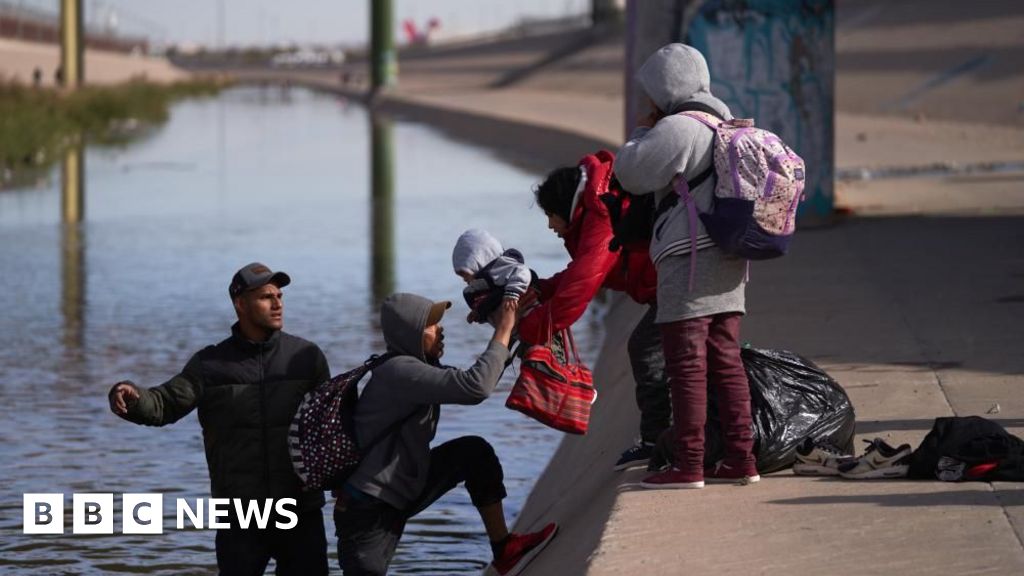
(122, 324, 330, 510)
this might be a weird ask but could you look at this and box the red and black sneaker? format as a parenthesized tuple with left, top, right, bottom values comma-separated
(491, 522, 559, 576)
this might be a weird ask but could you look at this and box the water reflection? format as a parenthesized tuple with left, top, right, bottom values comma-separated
(60, 222, 85, 353)
(370, 112, 396, 305)
(60, 144, 86, 355)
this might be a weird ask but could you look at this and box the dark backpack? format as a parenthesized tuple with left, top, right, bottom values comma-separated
(600, 176, 654, 252)
(602, 168, 713, 252)
(288, 353, 396, 491)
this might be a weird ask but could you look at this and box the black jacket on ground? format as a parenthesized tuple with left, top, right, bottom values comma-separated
(909, 416, 1024, 482)
(122, 324, 330, 510)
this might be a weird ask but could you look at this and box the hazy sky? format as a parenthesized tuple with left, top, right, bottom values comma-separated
(14, 0, 590, 47)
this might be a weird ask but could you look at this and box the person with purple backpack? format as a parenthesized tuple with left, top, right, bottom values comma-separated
(613, 43, 759, 489)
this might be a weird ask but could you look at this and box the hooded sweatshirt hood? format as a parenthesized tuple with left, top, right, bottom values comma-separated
(380, 292, 437, 361)
(637, 43, 730, 118)
(452, 229, 503, 275)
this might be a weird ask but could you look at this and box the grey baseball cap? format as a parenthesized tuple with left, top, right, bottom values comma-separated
(228, 262, 291, 299)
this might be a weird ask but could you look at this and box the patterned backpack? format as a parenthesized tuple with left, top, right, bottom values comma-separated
(671, 104, 806, 287)
(288, 353, 395, 491)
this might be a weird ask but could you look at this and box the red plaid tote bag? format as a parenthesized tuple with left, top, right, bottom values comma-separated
(506, 328, 596, 434)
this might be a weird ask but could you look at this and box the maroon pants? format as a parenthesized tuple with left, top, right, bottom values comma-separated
(660, 312, 756, 478)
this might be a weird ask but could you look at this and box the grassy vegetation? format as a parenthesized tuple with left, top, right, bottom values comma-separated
(0, 78, 229, 183)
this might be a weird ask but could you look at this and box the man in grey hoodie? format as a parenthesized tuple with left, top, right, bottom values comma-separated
(614, 43, 758, 489)
(333, 292, 557, 575)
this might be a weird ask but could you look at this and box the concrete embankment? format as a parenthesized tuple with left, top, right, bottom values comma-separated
(0, 37, 185, 85)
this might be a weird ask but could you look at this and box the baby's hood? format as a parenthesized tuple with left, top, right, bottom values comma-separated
(452, 229, 503, 274)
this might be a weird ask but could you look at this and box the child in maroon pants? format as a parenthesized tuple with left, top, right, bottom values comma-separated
(614, 43, 758, 488)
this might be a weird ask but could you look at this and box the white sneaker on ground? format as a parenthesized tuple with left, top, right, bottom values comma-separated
(793, 437, 857, 476)
(838, 438, 912, 479)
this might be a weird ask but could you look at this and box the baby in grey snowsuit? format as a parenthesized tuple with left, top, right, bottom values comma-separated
(453, 229, 567, 363)
(452, 229, 533, 324)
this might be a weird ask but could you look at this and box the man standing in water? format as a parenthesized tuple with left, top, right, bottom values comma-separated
(108, 262, 330, 575)
(334, 292, 557, 575)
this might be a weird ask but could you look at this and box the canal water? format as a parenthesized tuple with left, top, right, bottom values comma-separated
(0, 87, 604, 575)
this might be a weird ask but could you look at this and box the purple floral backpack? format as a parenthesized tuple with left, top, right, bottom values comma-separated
(671, 105, 806, 287)
(289, 353, 395, 491)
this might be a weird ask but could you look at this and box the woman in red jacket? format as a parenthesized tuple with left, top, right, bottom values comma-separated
(518, 150, 667, 471)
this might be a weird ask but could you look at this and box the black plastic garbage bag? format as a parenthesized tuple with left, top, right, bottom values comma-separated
(652, 347, 856, 474)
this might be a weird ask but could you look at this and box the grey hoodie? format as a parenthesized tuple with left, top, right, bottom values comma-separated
(614, 43, 746, 322)
(348, 292, 510, 510)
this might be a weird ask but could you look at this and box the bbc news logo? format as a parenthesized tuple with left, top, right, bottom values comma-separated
(23, 494, 298, 534)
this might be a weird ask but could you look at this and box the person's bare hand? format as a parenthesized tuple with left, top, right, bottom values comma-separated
(108, 381, 140, 416)
(638, 108, 663, 128)
(637, 95, 665, 128)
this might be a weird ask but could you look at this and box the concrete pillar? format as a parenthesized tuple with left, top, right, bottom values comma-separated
(623, 0, 679, 138)
(369, 113, 395, 303)
(682, 0, 836, 224)
(59, 0, 84, 88)
(370, 0, 396, 92)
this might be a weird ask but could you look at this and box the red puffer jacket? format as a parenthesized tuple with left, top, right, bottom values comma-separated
(518, 150, 657, 346)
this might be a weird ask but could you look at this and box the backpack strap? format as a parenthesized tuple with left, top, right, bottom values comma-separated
(670, 104, 725, 292)
(672, 175, 701, 293)
(354, 352, 416, 454)
(651, 155, 715, 293)
(652, 165, 714, 221)
(674, 101, 725, 121)
(362, 352, 396, 374)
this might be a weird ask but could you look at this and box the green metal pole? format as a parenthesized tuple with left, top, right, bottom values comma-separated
(59, 0, 84, 88)
(370, 0, 396, 92)
(61, 143, 84, 223)
(369, 113, 395, 303)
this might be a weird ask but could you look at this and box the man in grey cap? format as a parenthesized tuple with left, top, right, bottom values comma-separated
(108, 262, 331, 576)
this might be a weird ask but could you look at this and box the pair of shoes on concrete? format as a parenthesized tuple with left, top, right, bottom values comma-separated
(640, 461, 760, 489)
(793, 437, 857, 476)
(837, 438, 913, 479)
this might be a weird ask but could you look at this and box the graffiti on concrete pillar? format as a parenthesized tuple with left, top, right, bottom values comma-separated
(684, 0, 835, 222)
